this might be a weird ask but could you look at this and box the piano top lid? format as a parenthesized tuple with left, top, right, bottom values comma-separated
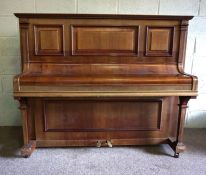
(14, 13, 194, 20)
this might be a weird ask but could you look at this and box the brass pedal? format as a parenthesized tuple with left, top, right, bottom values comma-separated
(96, 140, 102, 148)
(107, 140, 112, 148)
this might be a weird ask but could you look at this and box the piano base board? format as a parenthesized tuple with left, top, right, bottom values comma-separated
(20, 138, 186, 158)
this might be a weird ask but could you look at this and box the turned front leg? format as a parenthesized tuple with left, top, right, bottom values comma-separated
(19, 98, 29, 145)
(18, 98, 36, 158)
(174, 96, 191, 158)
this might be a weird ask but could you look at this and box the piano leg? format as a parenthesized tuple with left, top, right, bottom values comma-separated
(21, 141, 36, 158)
(18, 98, 36, 158)
(169, 96, 191, 158)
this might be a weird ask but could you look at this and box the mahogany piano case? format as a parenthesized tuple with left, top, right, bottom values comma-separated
(13, 14, 198, 158)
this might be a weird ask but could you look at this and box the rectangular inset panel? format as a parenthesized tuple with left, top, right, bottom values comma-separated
(71, 26, 139, 56)
(43, 99, 162, 132)
(145, 26, 174, 57)
(34, 25, 64, 55)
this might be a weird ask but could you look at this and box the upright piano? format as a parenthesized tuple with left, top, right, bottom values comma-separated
(13, 14, 198, 158)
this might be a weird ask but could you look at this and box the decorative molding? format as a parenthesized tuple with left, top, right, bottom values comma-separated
(19, 22, 30, 72)
(145, 26, 175, 57)
(34, 24, 65, 56)
(43, 99, 162, 132)
(71, 25, 139, 56)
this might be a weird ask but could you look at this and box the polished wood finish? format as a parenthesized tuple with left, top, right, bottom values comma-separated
(146, 26, 174, 56)
(42, 99, 162, 132)
(71, 26, 138, 56)
(18, 98, 29, 144)
(13, 14, 197, 158)
(34, 25, 64, 56)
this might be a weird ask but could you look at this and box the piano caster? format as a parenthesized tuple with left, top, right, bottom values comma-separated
(174, 153, 179, 158)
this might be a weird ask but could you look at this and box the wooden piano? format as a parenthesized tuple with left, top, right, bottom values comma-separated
(13, 14, 198, 158)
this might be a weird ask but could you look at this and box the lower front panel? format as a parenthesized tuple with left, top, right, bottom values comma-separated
(44, 100, 162, 132)
(30, 97, 178, 147)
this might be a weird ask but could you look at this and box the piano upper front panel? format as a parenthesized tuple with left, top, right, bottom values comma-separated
(71, 26, 139, 56)
(27, 18, 180, 64)
(14, 15, 197, 95)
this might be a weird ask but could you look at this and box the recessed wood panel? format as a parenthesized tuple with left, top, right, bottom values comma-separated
(43, 99, 162, 132)
(71, 26, 139, 56)
(145, 26, 174, 57)
(34, 25, 64, 55)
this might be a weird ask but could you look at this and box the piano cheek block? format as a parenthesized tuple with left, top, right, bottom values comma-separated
(13, 13, 198, 158)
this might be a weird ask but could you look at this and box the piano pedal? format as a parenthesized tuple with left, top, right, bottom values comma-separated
(96, 140, 113, 148)
(106, 140, 113, 148)
(96, 140, 102, 148)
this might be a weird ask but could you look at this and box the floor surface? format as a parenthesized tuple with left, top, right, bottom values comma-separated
(0, 127, 206, 175)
